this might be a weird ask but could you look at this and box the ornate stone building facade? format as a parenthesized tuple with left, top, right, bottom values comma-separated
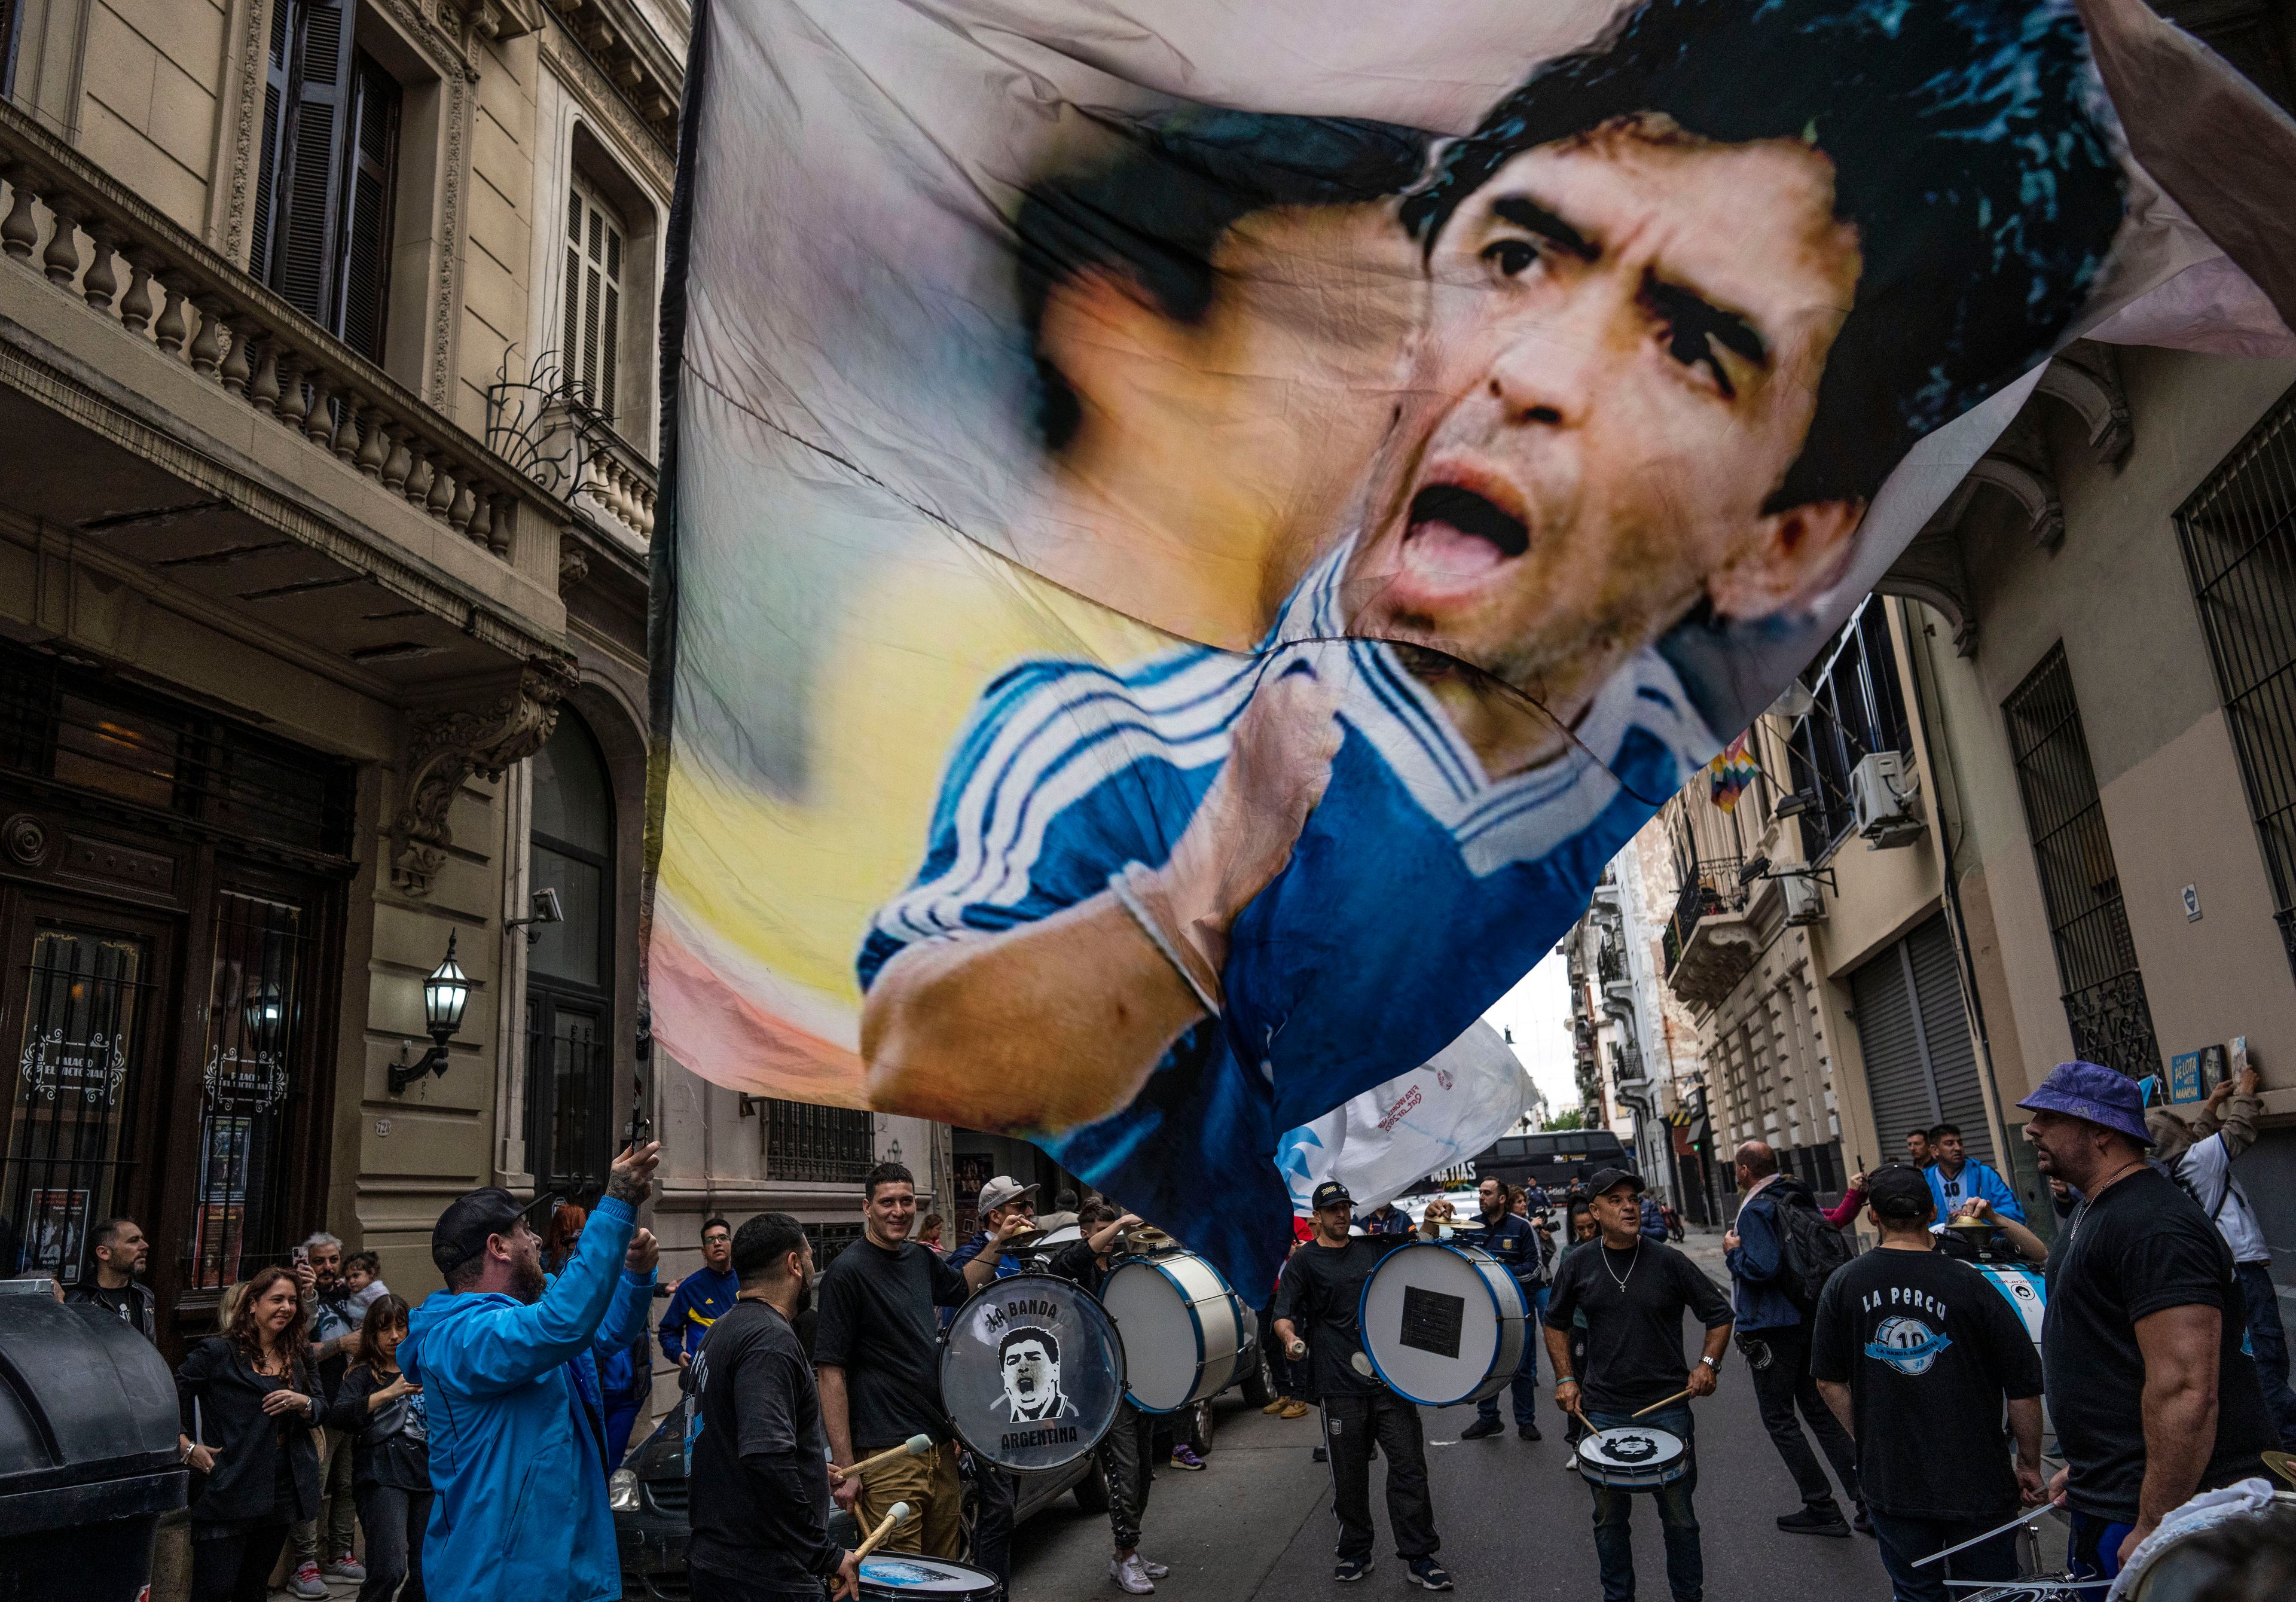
(0, 0, 945, 1390)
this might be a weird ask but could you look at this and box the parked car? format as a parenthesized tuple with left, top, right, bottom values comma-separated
(612, 1396, 1101, 1601)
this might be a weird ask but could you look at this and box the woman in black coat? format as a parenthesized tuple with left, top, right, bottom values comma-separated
(176, 1264, 322, 1602)
(323, 1293, 430, 1602)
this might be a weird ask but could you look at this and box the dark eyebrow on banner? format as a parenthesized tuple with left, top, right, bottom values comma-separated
(1642, 274, 1767, 367)
(1489, 196, 1598, 262)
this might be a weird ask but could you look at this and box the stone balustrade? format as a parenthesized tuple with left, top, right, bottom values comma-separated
(0, 95, 557, 571)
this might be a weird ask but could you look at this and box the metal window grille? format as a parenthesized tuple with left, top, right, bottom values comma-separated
(0, 638, 353, 862)
(5, 927, 153, 1283)
(2173, 381, 2296, 979)
(526, 994, 612, 1200)
(811, 1222, 866, 1271)
(762, 1099, 877, 1185)
(2002, 645, 2161, 1078)
(1787, 597, 1913, 857)
(189, 890, 312, 1289)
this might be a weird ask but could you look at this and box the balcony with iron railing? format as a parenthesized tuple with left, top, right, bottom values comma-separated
(487, 352, 658, 553)
(1662, 855, 1761, 1012)
(0, 96, 570, 679)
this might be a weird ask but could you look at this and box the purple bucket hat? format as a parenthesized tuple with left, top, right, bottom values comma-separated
(2017, 1061, 2152, 1145)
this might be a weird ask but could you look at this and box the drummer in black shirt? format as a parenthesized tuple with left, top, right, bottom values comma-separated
(1272, 1180, 1452, 1591)
(686, 1213, 860, 1602)
(1543, 1168, 1733, 1602)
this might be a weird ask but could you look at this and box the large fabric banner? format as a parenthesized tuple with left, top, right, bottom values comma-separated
(650, 0, 2296, 1289)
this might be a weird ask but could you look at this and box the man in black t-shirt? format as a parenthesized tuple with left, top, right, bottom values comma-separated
(1543, 1168, 1733, 1602)
(65, 1217, 155, 1340)
(814, 1161, 1021, 1560)
(686, 1213, 860, 1602)
(1272, 1180, 1451, 1591)
(1810, 1165, 2045, 1602)
(2019, 1062, 2273, 1588)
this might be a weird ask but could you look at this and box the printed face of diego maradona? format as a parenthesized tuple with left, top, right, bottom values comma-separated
(1002, 1332, 1062, 1415)
(1342, 116, 1866, 728)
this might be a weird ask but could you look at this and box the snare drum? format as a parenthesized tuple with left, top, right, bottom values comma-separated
(1357, 1240, 1528, 1407)
(857, 1554, 1002, 1597)
(940, 1273, 1122, 1470)
(1575, 1426, 1690, 1491)
(1101, 1251, 1250, 1414)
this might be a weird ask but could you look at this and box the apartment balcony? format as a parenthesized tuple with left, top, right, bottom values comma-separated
(1663, 859, 1761, 1012)
(487, 355, 658, 558)
(0, 96, 570, 692)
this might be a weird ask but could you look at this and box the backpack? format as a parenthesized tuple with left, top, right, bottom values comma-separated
(1768, 1180, 1854, 1311)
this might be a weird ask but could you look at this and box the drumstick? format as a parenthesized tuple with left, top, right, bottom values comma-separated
(851, 1502, 913, 1564)
(831, 1434, 932, 1481)
(1629, 1389, 1692, 1419)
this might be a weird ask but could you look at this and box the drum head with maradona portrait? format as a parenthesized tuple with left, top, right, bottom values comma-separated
(941, 1273, 1122, 1470)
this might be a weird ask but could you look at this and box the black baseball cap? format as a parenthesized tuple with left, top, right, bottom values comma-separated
(432, 1187, 528, 1276)
(1311, 1180, 1354, 1211)
(1584, 1167, 1644, 1198)
(1866, 1164, 1933, 1220)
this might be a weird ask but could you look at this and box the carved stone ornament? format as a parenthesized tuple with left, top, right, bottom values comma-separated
(558, 536, 591, 590)
(392, 658, 578, 894)
(2, 813, 50, 868)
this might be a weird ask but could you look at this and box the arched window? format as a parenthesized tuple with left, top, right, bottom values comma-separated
(527, 713, 613, 1197)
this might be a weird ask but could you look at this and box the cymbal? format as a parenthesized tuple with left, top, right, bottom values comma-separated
(1115, 1225, 1177, 1253)
(996, 1228, 1053, 1252)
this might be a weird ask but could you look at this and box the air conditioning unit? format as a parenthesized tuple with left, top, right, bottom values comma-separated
(1781, 872, 1827, 927)
(1850, 751, 1923, 847)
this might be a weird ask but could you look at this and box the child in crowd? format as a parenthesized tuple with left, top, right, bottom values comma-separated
(343, 1252, 390, 1314)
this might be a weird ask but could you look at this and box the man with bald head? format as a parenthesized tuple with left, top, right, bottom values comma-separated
(1726, 1139, 1863, 1536)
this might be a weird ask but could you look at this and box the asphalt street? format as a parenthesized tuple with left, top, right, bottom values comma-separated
(1012, 1231, 1898, 1602)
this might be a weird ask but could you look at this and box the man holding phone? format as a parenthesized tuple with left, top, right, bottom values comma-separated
(404, 1140, 662, 1602)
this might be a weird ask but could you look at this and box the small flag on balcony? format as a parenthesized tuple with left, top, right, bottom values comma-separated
(1709, 737, 1759, 814)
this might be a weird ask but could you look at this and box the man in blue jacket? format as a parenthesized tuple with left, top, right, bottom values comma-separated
(1459, 1176, 1546, 1442)
(660, 1216, 738, 1369)
(1724, 1140, 1863, 1539)
(1924, 1124, 2026, 1225)
(405, 1140, 661, 1602)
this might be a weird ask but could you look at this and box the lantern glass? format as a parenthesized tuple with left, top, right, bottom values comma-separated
(424, 932, 470, 1038)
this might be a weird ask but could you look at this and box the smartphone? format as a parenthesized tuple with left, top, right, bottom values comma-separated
(290, 1245, 309, 1267)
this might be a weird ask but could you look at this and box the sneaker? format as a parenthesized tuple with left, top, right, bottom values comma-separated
(1110, 1554, 1155, 1594)
(324, 1557, 368, 1582)
(1559, 1451, 1583, 1471)
(1407, 1559, 1455, 1591)
(1334, 1558, 1372, 1582)
(1168, 1445, 1206, 1471)
(1458, 1417, 1504, 1440)
(1517, 1421, 1543, 1442)
(1777, 1506, 1852, 1539)
(1138, 1557, 1170, 1579)
(287, 1564, 328, 1600)
(1312, 1445, 1330, 1463)
(1262, 1395, 1290, 1415)
(1278, 1397, 1310, 1420)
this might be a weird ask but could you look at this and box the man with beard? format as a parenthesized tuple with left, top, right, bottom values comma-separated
(686, 1213, 861, 1602)
(858, 0, 2126, 1287)
(2019, 1063, 2273, 1587)
(404, 1141, 661, 1602)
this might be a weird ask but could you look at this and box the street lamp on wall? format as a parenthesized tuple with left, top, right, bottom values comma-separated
(390, 932, 471, 1094)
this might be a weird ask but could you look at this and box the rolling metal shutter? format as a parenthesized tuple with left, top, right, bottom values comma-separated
(1848, 913, 1995, 1166)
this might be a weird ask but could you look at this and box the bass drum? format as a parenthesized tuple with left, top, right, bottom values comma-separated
(1358, 1240, 1528, 1408)
(1100, 1252, 1250, 1414)
(857, 1554, 1002, 1598)
(1977, 1265, 2051, 1444)
(940, 1273, 1122, 1471)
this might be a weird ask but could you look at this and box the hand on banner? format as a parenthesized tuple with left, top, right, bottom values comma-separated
(1161, 666, 1341, 969)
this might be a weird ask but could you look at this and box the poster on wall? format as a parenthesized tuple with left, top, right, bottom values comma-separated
(647, 0, 2296, 1288)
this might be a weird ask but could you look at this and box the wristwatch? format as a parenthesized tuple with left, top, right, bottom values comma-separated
(1699, 1356, 1721, 1371)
